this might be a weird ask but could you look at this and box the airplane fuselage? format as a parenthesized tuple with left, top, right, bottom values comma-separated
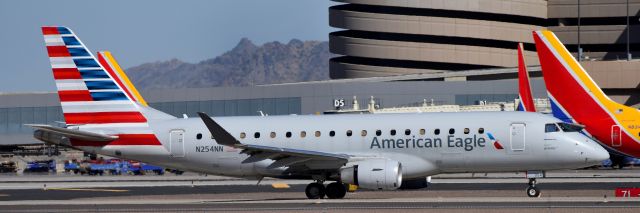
(77, 111, 606, 179)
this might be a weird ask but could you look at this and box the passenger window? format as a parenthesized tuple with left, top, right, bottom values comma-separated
(464, 128, 470, 134)
(330, 131, 336, 137)
(361, 130, 367, 136)
(390, 129, 396, 136)
(478, 128, 485, 134)
(434, 129, 440, 135)
(449, 128, 455, 134)
(346, 130, 353, 137)
(300, 131, 307, 138)
(270, 132, 276, 138)
(419, 129, 426, 135)
(240, 132, 246, 139)
(286, 132, 292, 138)
(254, 132, 260, 138)
(196, 133, 202, 140)
(315, 131, 321, 137)
(405, 129, 411, 135)
(376, 130, 382, 136)
(545, 123, 559, 133)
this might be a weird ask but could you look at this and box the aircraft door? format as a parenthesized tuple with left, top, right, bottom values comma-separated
(170, 130, 186, 157)
(611, 125, 622, 147)
(510, 123, 525, 151)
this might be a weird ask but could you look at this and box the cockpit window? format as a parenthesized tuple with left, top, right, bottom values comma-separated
(545, 123, 559, 133)
(557, 122, 583, 132)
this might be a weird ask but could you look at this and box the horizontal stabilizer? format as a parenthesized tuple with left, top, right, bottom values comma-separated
(27, 124, 118, 142)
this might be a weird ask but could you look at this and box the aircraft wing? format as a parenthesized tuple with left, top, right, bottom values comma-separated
(197, 112, 349, 171)
(27, 124, 118, 142)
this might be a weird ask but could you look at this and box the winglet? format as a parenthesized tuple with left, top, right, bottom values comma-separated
(197, 112, 241, 147)
(516, 43, 536, 112)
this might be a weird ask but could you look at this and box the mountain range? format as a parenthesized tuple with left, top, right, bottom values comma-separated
(125, 38, 330, 89)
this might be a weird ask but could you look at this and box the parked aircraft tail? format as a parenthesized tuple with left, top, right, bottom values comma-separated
(516, 43, 536, 112)
(533, 30, 640, 157)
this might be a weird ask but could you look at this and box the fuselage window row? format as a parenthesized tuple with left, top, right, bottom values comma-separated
(237, 128, 485, 141)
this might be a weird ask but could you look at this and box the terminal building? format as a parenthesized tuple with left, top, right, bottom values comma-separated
(329, 0, 640, 105)
(2, 0, 640, 152)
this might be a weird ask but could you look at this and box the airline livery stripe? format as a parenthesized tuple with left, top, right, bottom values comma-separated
(42, 27, 60, 35)
(55, 81, 87, 91)
(52, 68, 82, 79)
(101, 52, 148, 106)
(63, 112, 147, 124)
(46, 46, 70, 57)
(97, 53, 137, 104)
(61, 103, 139, 113)
(58, 90, 93, 102)
(70, 134, 161, 146)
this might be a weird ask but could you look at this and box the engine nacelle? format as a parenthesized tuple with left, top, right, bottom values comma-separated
(340, 158, 402, 190)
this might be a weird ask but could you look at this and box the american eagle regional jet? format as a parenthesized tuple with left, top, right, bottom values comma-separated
(32, 26, 608, 199)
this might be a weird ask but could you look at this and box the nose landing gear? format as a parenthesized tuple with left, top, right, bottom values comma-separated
(526, 178, 541, 197)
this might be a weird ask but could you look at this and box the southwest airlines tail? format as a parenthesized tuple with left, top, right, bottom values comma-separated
(38, 26, 170, 147)
(516, 43, 536, 112)
(533, 30, 640, 157)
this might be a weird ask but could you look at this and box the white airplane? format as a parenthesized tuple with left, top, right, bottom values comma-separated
(33, 26, 609, 199)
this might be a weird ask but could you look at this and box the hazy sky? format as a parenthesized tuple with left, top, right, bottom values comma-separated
(0, 0, 335, 92)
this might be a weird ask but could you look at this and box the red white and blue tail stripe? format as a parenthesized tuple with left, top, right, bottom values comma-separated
(516, 43, 536, 112)
(42, 26, 161, 147)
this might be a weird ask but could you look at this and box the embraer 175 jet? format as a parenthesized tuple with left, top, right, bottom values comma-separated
(32, 26, 608, 199)
(534, 30, 640, 159)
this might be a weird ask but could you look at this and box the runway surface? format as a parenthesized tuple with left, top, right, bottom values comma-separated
(1, 169, 640, 212)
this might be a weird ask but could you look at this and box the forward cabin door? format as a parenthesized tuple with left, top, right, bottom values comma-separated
(170, 130, 186, 157)
(611, 125, 622, 147)
(510, 123, 526, 152)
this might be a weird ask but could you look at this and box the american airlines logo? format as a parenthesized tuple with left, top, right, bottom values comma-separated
(370, 135, 488, 151)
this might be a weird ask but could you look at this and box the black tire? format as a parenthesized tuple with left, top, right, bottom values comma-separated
(305, 183, 326, 199)
(526, 186, 541, 197)
(325, 182, 347, 199)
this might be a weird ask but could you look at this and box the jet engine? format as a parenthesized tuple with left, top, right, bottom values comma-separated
(339, 158, 402, 190)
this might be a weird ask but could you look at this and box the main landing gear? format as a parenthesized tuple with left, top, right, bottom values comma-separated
(526, 178, 541, 197)
(305, 181, 347, 199)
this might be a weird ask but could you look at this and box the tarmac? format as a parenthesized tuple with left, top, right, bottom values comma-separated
(0, 169, 639, 212)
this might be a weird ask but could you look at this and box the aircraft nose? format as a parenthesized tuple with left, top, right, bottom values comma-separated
(582, 138, 610, 163)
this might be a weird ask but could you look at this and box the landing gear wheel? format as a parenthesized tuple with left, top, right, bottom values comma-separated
(526, 178, 541, 197)
(305, 182, 326, 199)
(325, 182, 347, 199)
(526, 186, 541, 197)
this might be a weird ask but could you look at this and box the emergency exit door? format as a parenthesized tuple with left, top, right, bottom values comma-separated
(170, 130, 185, 157)
(510, 123, 526, 151)
(612, 125, 622, 147)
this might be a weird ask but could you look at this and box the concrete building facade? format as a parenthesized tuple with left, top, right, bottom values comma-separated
(329, 0, 640, 105)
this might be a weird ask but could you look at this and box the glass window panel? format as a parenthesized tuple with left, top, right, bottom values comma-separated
(7, 108, 20, 133)
(186, 101, 199, 117)
(34, 107, 47, 124)
(0, 108, 7, 134)
(212, 100, 225, 116)
(237, 99, 251, 116)
(224, 100, 237, 116)
(275, 98, 289, 115)
(199, 101, 212, 115)
(289, 97, 301, 115)
(20, 107, 34, 133)
(173, 102, 187, 116)
(250, 99, 263, 115)
(262, 98, 276, 115)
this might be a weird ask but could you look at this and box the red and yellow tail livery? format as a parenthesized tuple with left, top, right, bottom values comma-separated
(533, 30, 640, 157)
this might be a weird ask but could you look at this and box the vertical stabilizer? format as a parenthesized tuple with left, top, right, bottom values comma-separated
(516, 43, 536, 112)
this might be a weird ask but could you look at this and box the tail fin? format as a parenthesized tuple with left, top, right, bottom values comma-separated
(42, 26, 145, 125)
(41, 26, 164, 147)
(97, 51, 148, 106)
(532, 30, 623, 124)
(516, 43, 536, 112)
